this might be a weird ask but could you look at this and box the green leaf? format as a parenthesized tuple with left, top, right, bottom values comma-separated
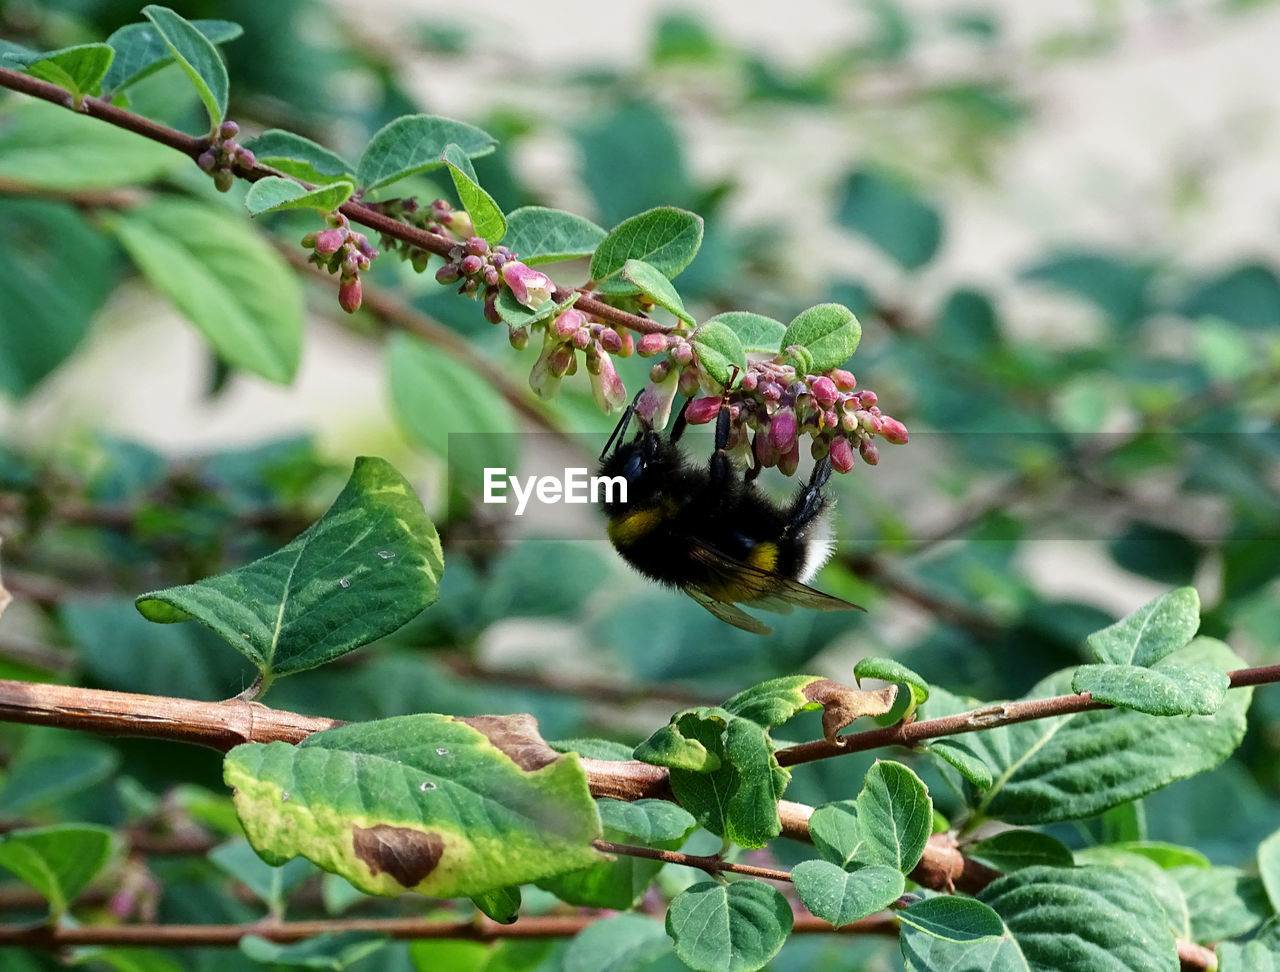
(1175, 866, 1272, 942)
(980, 866, 1178, 971)
(208, 837, 315, 912)
(835, 167, 942, 270)
(780, 304, 862, 371)
(0, 728, 120, 817)
(1072, 657, 1229, 716)
(142, 5, 229, 130)
(1085, 588, 1201, 667)
(107, 196, 303, 384)
(135, 457, 442, 683)
(502, 207, 606, 265)
(854, 656, 930, 710)
(1074, 846, 1191, 940)
(386, 333, 519, 498)
(356, 114, 497, 193)
(239, 932, 389, 970)
(2, 43, 114, 102)
(563, 913, 672, 972)
(899, 897, 1024, 972)
(0, 198, 119, 398)
(245, 177, 354, 216)
(1108, 522, 1203, 586)
(102, 18, 242, 94)
(808, 761, 932, 873)
(575, 101, 692, 228)
(966, 830, 1075, 872)
(589, 207, 704, 289)
(538, 799, 696, 909)
(1217, 940, 1280, 972)
(243, 131, 356, 185)
(223, 713, 602, 898)
(925, 639, 1250, 824)
(1020, 250, 1154, 328)
(1180, 263, 1280, 329)
(441, 143, 505, 242)
(690, 321, 747, 388)
(0, 824, 116, 919)
(936, 288, 1000, 356)
(621, 259, 694, 324)
(700, 312, 786, 355)
(722, 674, 896, 738)
(791, 860, 903, 927)
(0, 100, 183, 190)
(636, 708, 787, 848)
(471, 885, 521, 924)
(1260, 829, 1280, 913)
(666, 881, 793, 972)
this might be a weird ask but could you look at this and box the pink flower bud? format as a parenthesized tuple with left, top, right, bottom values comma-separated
(811, 376, 839, 407)
(235, 147, 256, 168)
(635, 368, 680, 428)
(338, 276, 362, 314)
(761, 381, 783, 402)
(857, 389, 878, 407)
(677, 367, 701, 398)
(616, 329, 634, 357)
(649, 359, 672, 383)
(219, 120, 240, 139)
(436, 262, 461, 284)
(460, 254, 483, 275)
(590, 349, 627, 412)
(831, 368, 856, 391)
(598, 327, 623, 354)
(484, 295, 502, 324)
(431, 199, 453, 221)
(197, 150, 217, 172)
(572, 327, 591, 350)
(449, 210, 475, 238)
(637, 333, 668, 356)
(859, 438, 880, 465)
(754, 430, 778, 468)
(741, 372, 758, 391)
(830, 435, 855, 473)
(879, 416, 909, 444)
(484, 266, 499, 287)
(315, 228, 345, 255)
(768, 408, 798, 453)
(684, 397, 723, 426)
(465, 236, 489, 256)
(550, 345, 574, 377)
(502, 261, 554, 308)
(778, 442, 800, 477)
(671, 341, 694, 366)
(508, 325, 529, 350)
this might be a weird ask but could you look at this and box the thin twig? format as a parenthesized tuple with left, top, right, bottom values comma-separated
(593, 839, 792, 882)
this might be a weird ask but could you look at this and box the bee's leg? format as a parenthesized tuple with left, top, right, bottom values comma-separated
(708, 400, 735, 491)
(785, 456, 832, 534)
(669, 396, 695, 444)
(600, 389, 646, 460)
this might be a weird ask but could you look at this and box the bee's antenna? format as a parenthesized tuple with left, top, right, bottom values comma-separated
(600, 388, 645, 460)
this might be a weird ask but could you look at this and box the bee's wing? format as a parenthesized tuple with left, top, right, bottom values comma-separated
(687, 542, 864, 617)
(686, 585, 774, 635)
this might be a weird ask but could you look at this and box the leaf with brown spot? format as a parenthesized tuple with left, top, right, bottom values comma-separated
(722, 675, 897, 742)
(224, 713, 602, 899)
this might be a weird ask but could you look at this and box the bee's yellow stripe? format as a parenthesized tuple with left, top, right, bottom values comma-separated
(747, 542, 777, 574)
(608, 503, 673, 545)
(704, 542, 777, 602)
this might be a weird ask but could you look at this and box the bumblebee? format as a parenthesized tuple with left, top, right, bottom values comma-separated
(598, 393, 861, 634)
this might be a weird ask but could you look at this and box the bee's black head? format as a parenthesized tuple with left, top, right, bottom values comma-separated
(598, 429, 681, 511)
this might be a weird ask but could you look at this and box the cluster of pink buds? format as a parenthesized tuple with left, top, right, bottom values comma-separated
(300, 212, 378, 314)
(375, 198, 472, 272)
(196, 121, 256, 193)
(528, 307, 634, 406)
(635, 348, 908, 475)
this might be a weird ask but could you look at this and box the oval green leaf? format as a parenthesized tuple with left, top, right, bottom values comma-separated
(666, 880, 793, 972)
(0, 824, 116, 919)
(589, 207, 703, 284)
(792, 860, 903, 927)
(780, 303, 862, 372)
(564, 913, 672, 972)
(244, 177, 354, 216)
(223, 713, 602, 898)
(142, 5, 229, 130)
(503, 207, 606, 265)
(1071, 658, 1229, 717)
(899, 897, 1025, 972)
(3, 43, 114, 102)
(243, 130, 356, 185)
(621, 259, 694, 324)
(691, 321, 747, 387)
(810, 761, 932, 873)
(441, 143, 505, 242)
(854, 656, 930, 708)
(135, 457, 443, 682)
(836, 167, 943, 270)
(1084, 587, 1200, 667)
(108, 196, 303, 384)
(356, 114, 497, 193)
(967, 830, 1075, 872)
(102, 18, 241, 94)
(702, 312, 787, 355)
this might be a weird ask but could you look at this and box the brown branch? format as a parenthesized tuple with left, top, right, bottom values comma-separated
(593, 839, 792, 883)
(0, 67, 670, 339)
